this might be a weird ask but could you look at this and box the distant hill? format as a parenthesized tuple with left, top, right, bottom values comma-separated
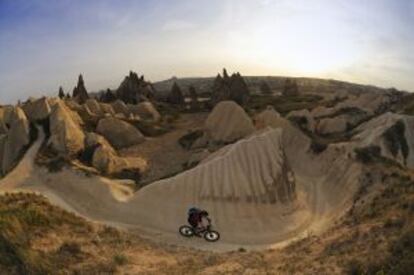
(153, 75, 399, 99)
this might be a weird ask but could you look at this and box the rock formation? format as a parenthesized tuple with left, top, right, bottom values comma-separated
(116, 71, 154, 104)
(352, 112, 414, 168)
(204, 101, 255, 143)
(1, 107, 30, 175)
(211, 69, 250, 106)
(168, 82, 184, 104)
(316, 116, 348, 135)
(49, 100, 85, 156)
(287, 109, 316, 133)
(99, 103, 115, 116)
(72, 74, 89, 104)
(85, 99, 104, 116)
(128, 102, 161, 122)
(96, 117, 145, 149)
(111, 100, 130, 117)
(58, 86, 65, 99)
(21, 97, 51, 122)
(255, 106, 289, 130)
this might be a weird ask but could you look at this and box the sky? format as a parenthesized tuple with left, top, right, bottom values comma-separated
(0, 0, 413, 103)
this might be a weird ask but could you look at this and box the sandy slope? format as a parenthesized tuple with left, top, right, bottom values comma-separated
(0, 126, 362, 251)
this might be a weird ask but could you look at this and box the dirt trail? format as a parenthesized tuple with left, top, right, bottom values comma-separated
(0, 126, 361, 252)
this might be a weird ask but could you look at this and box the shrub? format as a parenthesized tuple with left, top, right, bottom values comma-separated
(113, 253, 128, 266)
(310, 140, 328, 154)
(383, 120, 409, 163)
(58, 241, 82, 257)
(354, 146, 382, 164)
(178, 130, 204, 149)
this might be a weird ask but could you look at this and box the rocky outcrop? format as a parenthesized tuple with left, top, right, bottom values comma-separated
(100, 103, 115, 116)
(255, 106, 289, 130)
(91, 139, 148, 176)
(111, 100, 130, 116)
(49, 100, 85, 156)
(21, 97, 51, 122)
(128, 102, 161, 122)
(72, 74, 89, 104)
(96, 117, 145, 149)
(287, 109, 316, 132)
(211, 69, 250, 106)
(352, 112, 414, 168)
(204, 101, 255, 143)
(58, 86, 65, 99)
(168, 82, 184, 104)
(1, 107, 30, 175)
(85, 99, 104, 116)
(316, 116, 348, 135)
(116, 71, 154, 104)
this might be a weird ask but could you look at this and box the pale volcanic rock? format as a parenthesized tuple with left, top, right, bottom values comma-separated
(96, 117, 145, 149)
(49, 100, 85, 156)
(204, 101, 255, 143)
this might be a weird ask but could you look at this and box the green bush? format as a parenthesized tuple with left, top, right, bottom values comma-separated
(178, 130, 204, 149)
(113, 253, 128, 266)
(310, 140, 328, 154)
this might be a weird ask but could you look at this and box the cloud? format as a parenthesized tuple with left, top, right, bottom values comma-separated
(162, 19, 197, 31)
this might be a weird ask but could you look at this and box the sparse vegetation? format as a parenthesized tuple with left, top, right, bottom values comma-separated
(178, 130, 203, 149)
(35, 142, 68, 172)
(383, 120, 409, 163)
(309, 140, 328, 154)
(248, 94, 324, 114)
(113, 253, 128, 266)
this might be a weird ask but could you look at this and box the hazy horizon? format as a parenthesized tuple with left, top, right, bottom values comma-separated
(1, 0, 413, 104)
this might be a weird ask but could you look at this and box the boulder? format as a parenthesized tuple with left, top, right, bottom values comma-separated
(85, 99, 104, 116)
(1, 107, 30, 175)
(111, 100, 130, 116)
(255, 106, 289, 129)
(316, 116, 348, 135)
(128, 102, 161, 122)
(21, 97, 51, 122)
(49, 100, 85, 156)
(63, 100, 85, 126)
(1, 105, 16, 125)
(310, 106, 335, 118)
(92, 139, 148, 175)
(84, 132, 112, 148)
(76, 105, 100, 127)
(96, 117, 145, 149)
(100, 103, 115, 116)
(205, 101, 255, 143)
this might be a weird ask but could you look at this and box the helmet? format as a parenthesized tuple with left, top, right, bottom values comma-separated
(188, 207, 199, 215)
